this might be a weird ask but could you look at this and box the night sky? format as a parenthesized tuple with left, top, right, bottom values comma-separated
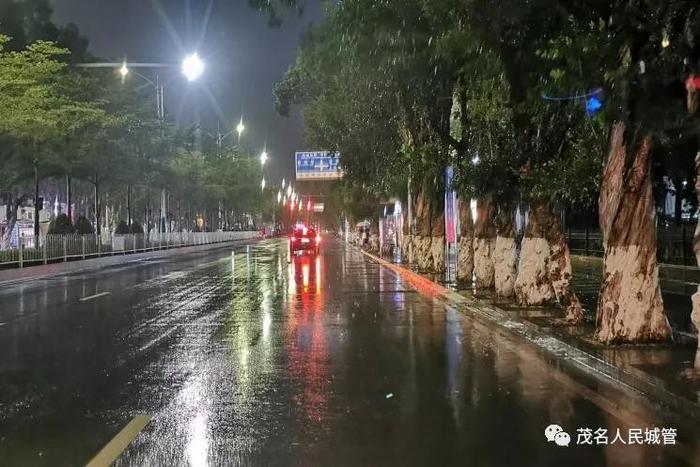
(50, 0, 322, 182)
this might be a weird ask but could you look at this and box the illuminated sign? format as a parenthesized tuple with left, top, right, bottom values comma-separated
(295, 151, 343, 181)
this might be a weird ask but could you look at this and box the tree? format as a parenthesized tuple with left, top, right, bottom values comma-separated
(574, 1, 700, 343)
(0, 0, 89, 60)
(0, 37, 102, 243)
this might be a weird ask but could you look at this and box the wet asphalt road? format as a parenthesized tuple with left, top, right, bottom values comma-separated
(1, 239, 699, 466)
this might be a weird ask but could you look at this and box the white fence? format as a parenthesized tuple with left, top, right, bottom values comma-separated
(0, 231, 260, 268)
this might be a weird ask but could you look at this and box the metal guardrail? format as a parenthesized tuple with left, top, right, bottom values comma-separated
(0, 231, 260, 268)
(566, 226, 697, 266)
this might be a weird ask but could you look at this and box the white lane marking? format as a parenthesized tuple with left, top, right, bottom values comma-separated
(79, 292, 111, 302)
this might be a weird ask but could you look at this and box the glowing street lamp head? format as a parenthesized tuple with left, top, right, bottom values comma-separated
(260, 151, 268, 166)
(261, 178, 266, 191)
(182, 53, 204, 81)
(286, 185, 292, 197)
(119, 61, 129, 79)
(281, 179, 286, 189)
(277, 191, 282, 203)
(236, 118, 245, 139)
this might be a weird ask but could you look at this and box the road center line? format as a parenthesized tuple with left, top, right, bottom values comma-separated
(79, 292, 111, 302)
(86, 414, 151, 467)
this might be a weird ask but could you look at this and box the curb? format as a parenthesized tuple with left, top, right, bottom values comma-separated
(0, 238, 261, 287)
(357, 247, 700, 424)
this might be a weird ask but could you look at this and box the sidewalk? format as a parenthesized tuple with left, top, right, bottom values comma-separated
(358, 247, 700, 429)
(0, 236, 260, 286)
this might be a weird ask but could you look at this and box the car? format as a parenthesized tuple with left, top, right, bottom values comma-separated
(289, 225, 321, 256)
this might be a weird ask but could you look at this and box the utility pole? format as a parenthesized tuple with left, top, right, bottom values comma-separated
(156, 74, 169, 234)
(407, 167, 414, 264)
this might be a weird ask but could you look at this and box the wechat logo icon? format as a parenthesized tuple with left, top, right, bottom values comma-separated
(545, 424, 571, 447)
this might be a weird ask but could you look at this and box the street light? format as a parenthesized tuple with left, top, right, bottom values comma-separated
(260, 150, 268, 166)
(286, 185, 292, 197)
(261, 178, 266, 191)
(282, 179, 286, 189)
(119, 61, 129, 79)
(236, 118, 245, 140)
(76, 58, 205, 235)
(182, 53, 204, 82)
(277, 191, 282, 203)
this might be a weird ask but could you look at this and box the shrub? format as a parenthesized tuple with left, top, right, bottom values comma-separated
(74, 216, 95, 234)
(130, 221, 144, 234)
(114, 220, 130, 234)
(48, 214, 75, 234)
(114, 220, 143, 234)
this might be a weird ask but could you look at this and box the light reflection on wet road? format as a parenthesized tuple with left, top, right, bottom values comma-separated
(0, 239, 698, 466)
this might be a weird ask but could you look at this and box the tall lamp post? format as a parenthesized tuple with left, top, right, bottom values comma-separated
(77, 54, 205, 235)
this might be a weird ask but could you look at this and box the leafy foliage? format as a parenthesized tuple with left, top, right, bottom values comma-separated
(74, 215, 94, 234)
(48, 214, 74, 234)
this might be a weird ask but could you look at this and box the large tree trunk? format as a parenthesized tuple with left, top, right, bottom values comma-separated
(33, 165, 40, 237)
(595, 122, 671, 344)
(414, 185, 433, 271)
(457, 197, 474, 283)
(473, 196, 495, 288)
(431, 207, 445, 274)
(66, 174, 72, 221)
(370, 221, 380, 253)
(401, 209, 411, 261)
(515, 202, 556, 306)
(546, 207, 584, 323)
(126, 183, 132, 227)
(692, 150, 700, 351)
(687, 77, 700, 353)
(94, 177, 101, 236)
(2, 194, 24, 248)
(493, 207, 517, 299)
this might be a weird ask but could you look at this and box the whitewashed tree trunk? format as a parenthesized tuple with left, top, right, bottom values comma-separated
(457, 197, 474, 283)
(431, 237, 445, 273)
(595, 122, 671, 344)
(473, 238, 494, 288)
(494, 236, 517, 298)
(401, 210, 410, 260)
(691, 151, 700, 351)
(457, 237, 474, 282)
(414, 184, 433, 271)
(515, 202, 555, 306)
(370, 233, 380, 253)
(414, 236, 432, 270)
(688, 85, 700, 351)
(515, 236, 554, 305)
(401, 234, 411, 261)
(493, 208, 517, 298)
(431, 209, 445, 274)
(473, 197, 495, 288)
(547, 210, 584, 323)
